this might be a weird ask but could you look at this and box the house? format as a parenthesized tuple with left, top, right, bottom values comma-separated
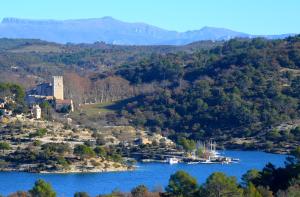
(26, 95, 54, 107)
(0, 100, 5, 109)
(135, 137, 152, 145)
(0, 99, 12, 116)
(31, 104, 41, 119)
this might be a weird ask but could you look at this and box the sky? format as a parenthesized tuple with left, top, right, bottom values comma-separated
(0, 0, 299, 35)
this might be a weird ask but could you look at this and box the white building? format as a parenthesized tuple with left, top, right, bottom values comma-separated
(31, 104, 42, 119)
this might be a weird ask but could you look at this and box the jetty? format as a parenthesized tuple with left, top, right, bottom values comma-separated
(133, 141, 240, 165)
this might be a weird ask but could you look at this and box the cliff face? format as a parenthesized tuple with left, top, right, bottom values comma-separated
(1, 17, 292, 45)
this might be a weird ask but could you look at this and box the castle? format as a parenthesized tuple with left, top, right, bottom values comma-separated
(26, 76, 74, 113)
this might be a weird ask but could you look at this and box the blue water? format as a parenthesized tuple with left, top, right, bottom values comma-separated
(0, 151, 287, 196)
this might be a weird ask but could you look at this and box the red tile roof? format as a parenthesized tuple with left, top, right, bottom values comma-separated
(56, 99, 73, 105)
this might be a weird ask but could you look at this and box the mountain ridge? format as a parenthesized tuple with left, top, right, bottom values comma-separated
(0, 17, 296, 45)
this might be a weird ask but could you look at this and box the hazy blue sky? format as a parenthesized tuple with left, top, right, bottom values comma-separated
(0, 0, 299, 35)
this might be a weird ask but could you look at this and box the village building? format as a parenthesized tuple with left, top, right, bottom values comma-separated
(0, 98, 5, 110)
(31, 104, 41, 119)
(26, 76, 74, 113)
(0, 98, 13, 116)
(135, 137, 152, 145)
(55, 99, 74, 112)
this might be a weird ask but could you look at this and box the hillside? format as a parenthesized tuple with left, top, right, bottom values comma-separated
(0, 36, 300, 152)
(116, 35, 300, 152)
(0, 38, 221, 88)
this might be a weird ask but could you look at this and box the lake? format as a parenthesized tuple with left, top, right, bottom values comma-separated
(0, 151, 287, 196)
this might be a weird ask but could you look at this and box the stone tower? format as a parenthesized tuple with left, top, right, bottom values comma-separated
(52, 76, 64, 100)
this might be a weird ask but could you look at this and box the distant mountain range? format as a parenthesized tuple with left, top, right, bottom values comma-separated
(0, 17, 296, 45)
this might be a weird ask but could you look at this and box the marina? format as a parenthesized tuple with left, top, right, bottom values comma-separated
(151, 141, 241, 165)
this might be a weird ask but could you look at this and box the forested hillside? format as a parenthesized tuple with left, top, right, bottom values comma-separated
(117, 36, 300, 149)
(1, 36, 300, 150)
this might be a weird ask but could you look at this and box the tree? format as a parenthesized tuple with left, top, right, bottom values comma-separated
(94, 146, 107, 158)
(279, 176, 300, 197)
(64, 72, 91, 105)
(165, 170, 198, 197)
(178, 138, 196, 152)
(40, 101, 52, 120)
(74, 144, 95, 159)
(0, 141, 10, 154)
(0, 83, 26, 114)
(131, 185, 148, 197)
(7, 191, 30, 197)
(74, 192, 90, 197)
(242, 169, 261, 186)
(256, 186, 273, 197)
(244, 182, 262, 197)
(291, 146, 300, 161)
(29, 179, 56, 197)
(196, 147, 205, 158)
(200, 172, 243, 197)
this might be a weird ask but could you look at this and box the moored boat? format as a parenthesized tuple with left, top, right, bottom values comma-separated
(167, 157, 179, 164)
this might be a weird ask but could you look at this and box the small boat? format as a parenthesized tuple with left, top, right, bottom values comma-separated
(200, 160, 215, 164)
(231, 158, 240, 163)
(187, 161, 200, 164)
(200, 157, 216, 164)
(167, 157, 179, 164)
(222, 161, 230, 164)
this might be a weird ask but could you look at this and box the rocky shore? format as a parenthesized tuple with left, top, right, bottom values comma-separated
(0, 159, 135, 174)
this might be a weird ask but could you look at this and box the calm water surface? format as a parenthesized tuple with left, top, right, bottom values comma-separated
(0, 151, 287, 196)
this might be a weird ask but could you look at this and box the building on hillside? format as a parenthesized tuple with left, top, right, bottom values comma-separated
(31, 104, 41, 119)
(26, 95, 54, 107)
(26, 81, 53, 106)
(26, 76, 74, 113)
(0, 98, 5, 109)
(52, 76, 64, 100)
(0, 98, 13, 116)
(135, 137, 152, 145)
(34, 83, 53, 96)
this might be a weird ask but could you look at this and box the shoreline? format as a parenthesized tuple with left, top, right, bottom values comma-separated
(0, 149, 289, 174)
(0, 166, 135, 174)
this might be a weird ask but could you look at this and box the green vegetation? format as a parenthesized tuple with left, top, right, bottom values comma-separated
(200, 172, 243, 197)
(119, 36, 300, 148)
(78, 102, 117, 116)
(0, 142, 10, 153)
(74, 144, 96, 159)
(29, 128, 47, 138)
(93, 146, 123, 163)
(178, 137, 196, 152)
(1, 36, 300, 150)
(131, 185, 149, 197)
(6, 142, 72, 171)
(41, 143, 71, 155)
(29, 179, 56, 197)
(74, 192, 90, 197)
(0, 109, 4, 116)
(0, 83, 26, 114)
(40, 101, 53, 120)
(165, 170, 198, 197)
